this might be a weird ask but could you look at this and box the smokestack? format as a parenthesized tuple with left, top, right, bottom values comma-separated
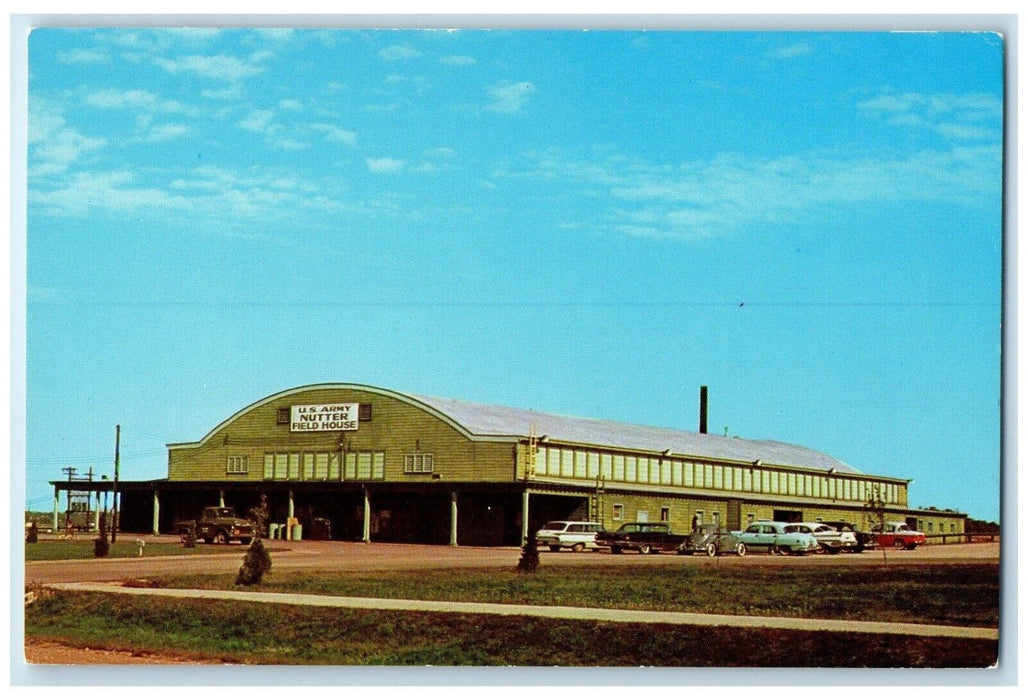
(699, 386, 708, 434)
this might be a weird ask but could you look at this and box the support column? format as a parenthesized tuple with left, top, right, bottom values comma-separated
(287, 489, 295, 540)
(152, 489, 160, 536)
(218, 489, 226, 508)
(362, 487, 371, 544)
(521, 489, 530, 545)
(53, 487, 59, 534)
(450, 491, 458, 547)
(94, 495, 100, 532)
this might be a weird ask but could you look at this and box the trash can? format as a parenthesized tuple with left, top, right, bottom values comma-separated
(268, 523, 280, 540)
(290, 523, 303, 541)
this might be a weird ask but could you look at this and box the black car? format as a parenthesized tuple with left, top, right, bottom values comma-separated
(595, 522, 688, 554)
(819, 520, 876, 552)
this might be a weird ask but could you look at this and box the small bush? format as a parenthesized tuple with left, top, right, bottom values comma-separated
(516, 530, 540, 574)
(236, 538, 272, 585)
(182, 526, 197, 548)
(93, 513, 110, 558)
(26, 521, 38, 544)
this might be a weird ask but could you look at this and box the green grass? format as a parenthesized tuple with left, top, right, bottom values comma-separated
(25, 590, 998, 667)
(24, 540, 250, 561)
(150, 562, 1000, 628)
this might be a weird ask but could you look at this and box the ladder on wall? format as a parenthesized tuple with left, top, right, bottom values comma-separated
(590, 475, 605, 525)
(527, 424, 538, 478)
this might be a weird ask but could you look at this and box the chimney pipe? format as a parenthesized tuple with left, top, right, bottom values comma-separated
(699, 386, 708, 434)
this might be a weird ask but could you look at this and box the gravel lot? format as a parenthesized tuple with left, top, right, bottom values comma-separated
(25, 536, 1000, 586)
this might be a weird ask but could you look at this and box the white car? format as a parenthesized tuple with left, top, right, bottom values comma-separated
(784, 522, 858, 554)
(535, 521, 603, 552)
(735, 521, 821, 555)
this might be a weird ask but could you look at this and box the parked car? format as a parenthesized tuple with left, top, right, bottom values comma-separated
(595, 522, 689, 554)
(735, 521, 821, 555)
(871, 521, 927, 550)
(535, 521, 603, 552)
(783, 522, 857, 554)
(677, 523, 747, 556)
(819, 520, 877, 552)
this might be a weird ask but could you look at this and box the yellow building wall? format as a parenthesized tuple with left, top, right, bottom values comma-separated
(168, 387, 515, 484)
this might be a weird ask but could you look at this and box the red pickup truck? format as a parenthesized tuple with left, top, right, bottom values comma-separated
(872, 522, 926, 550)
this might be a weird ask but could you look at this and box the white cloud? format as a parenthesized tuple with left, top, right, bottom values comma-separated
(440, 55, 476, 66)
(279, 99, 303, 111)
(367, 157, 406, 173)
(28, 99, 106, 176)
(59, 48, 109, 64)
(486, 82, 535, 114)
(379, 45, 421, 61)
(859, 91, 1002, 141)
(497, 145, 1001, 240)
(770, 43, 812, 59)
(143, 124, 190, 141)
(154, 54, 264, 81)
(313, 123, 357, 145)
(83, 88, 193, 115)
(238, 109, 275, 133)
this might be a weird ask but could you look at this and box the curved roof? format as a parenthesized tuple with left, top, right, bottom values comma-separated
(171, 383, 861, 475)
(409, 392, 861, 475)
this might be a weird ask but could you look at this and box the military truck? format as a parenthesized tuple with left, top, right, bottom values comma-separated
(175, 506, 255, 545)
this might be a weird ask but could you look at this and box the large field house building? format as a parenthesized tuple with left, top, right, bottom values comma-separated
(50, 383, 966, 544)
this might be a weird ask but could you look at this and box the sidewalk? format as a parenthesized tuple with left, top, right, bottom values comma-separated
(49, 582, 998, 640)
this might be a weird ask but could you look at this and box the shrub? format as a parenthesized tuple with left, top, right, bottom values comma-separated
(182, 526, 197, 548)
(236, 538, 272, 585)
(94, 513, 110, 558)
(516, 530, 540, 574)
(26, 521, 38, 544)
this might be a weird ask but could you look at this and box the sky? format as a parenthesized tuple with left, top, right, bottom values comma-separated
(19, 27, 1004, 522)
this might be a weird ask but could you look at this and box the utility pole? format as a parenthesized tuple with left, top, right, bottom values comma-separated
(111, 425, 120, 543)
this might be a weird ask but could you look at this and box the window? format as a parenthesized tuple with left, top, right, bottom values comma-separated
(626, 456, 638, 482)
(405, 454, 434, 474)
(612, 503, 624, 521)
(660, 506, 670, 522)
(637, 457, 649, 483)
(227, 456, 248, 474)
(276, 408, 289, 425)
(712, 511, 720, 525)
(613, 455, 625, 481)
(695, 510, 704, 525)
(358, 403, 372, 421)
(574, 451, 587, 479)
(746, 513, 756, 525)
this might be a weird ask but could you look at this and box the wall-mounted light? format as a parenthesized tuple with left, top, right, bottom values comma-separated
(753, 459, 762, 467)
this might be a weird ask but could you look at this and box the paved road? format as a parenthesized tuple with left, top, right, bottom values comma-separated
(24, 537, 1001, 586)
(49, 580, 998, 640)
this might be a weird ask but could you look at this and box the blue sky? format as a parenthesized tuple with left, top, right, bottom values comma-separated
(21, 28, 1003, 521)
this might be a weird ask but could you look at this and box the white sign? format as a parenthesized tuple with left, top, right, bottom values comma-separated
(290, 403, 359, 432)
